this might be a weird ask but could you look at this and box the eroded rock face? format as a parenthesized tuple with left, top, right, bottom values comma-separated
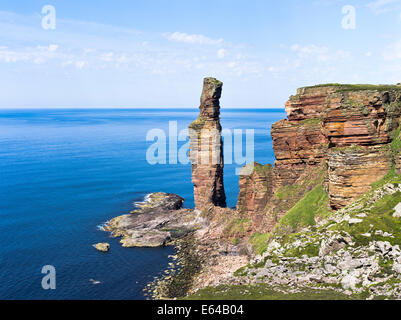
(237, 163, 273, 215)
(274, 85, 401, 209)
(323, 90, 401, 147)
(237, 84, 401, 229)
(189, 77, 226, 209)
(285, 85, 338, 121)
(328, 146, 392, 209)
(271, 118, 328, 187)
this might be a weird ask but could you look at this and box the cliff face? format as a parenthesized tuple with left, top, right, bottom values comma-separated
(237, 163, 273, 216)
(189, 77, 226, 210)
(238, 84, 401, 231)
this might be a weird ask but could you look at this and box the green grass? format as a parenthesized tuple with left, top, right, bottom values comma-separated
(371, 166, 399, 190)
(253, 162, 273, 175)
(336, 84, 401, 92)
(300, 83, 401, 92)
(188, 116, 206, 131)
(275, 184, 302, 200)
(223, 217, 252, 239)
(299, 118, 322, 126)
(283, 241, 320, 258)
(274, 167, 326, 201)
(239, 162, 272, 176)
(391, 127, 401, 153)
(329, 190, 401, 247)
(274, 185, 331, 234)
(248, 233, 271, 255)
(183, 284, 357, 300)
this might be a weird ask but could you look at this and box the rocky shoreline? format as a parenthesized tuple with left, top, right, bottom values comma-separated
(144, 216, 249, 300)
(101, 191, 248, 299)
(144, 236, 202, 299)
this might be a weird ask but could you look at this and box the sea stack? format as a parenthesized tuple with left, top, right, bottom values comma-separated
(189, 77, 226, 210)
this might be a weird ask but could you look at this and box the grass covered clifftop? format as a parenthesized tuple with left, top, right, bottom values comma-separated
(298, 83, 401, 93)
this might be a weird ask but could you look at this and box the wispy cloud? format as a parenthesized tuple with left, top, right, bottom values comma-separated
(163, 32, 223, 45)
(217, 48, 226, 59)
(366, 0, 400, 14)
(290, 44, 351, 62)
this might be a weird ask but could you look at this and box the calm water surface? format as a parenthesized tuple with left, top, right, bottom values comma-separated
(0, 108, 285, 299)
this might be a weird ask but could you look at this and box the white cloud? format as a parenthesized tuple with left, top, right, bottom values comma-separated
(164, 32, 223, 45)
(100, 52, 114, 62)
(75, 61, 86, 69)
(217, 48, 226, 59)
(290, 44, 350, 62)
(367, 0, 400, 14)
(48, 44, 59, 52)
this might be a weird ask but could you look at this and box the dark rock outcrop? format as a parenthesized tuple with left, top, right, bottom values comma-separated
(189, 77, 226, 209)
(105, 193, 202, 247)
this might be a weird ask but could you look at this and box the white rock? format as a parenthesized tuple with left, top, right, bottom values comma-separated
(348, 218, 363, 225)
(393, 263, 401, 274)
(324, 263, 337, 274)
(341, 273, 361, 290)
(319, 236, 347, 257)
(267, 240, 281, 252)
(338, 258, 365, 271)
(393, 203, 401, 218)
(375, 241, 392, 255)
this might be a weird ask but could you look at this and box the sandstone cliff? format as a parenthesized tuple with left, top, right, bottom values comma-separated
(189, 77, 226, 210)
(238, 84, 401, 232)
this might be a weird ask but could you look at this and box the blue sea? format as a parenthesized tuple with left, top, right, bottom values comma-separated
(0, 108, 285, 300)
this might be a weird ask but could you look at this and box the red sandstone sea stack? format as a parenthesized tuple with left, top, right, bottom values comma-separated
(189, 77, 226, 210)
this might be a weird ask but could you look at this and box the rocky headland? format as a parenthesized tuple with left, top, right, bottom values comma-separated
(105, 192, 204, 248)
(102, 80, 401, 300)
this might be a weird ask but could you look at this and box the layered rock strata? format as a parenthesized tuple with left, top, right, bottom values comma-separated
(238, 84, 401, 230)
(237, 163, 273, 215)
(328, 146, 392, 209)
(189, 77, 226, 209)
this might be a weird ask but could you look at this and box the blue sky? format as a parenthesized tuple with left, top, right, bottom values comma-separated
(1, 0, 401, 108)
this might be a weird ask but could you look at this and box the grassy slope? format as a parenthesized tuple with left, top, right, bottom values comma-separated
(274, 185, 331, 234)
(183, 284, 355, 300)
